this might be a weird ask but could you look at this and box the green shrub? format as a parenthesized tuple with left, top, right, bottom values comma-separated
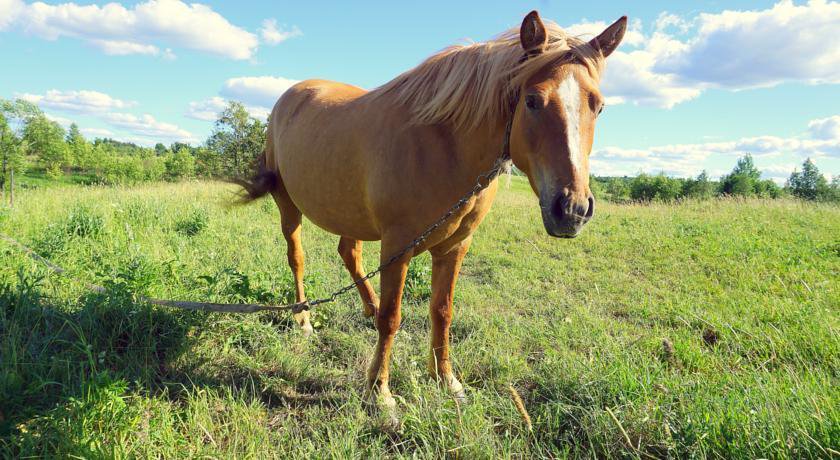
(174, 207, 209, 237)
(682, 171, 715, 199)
(164, 148, 196, 181)
(64, 206, 105, 238)
(630, 173, 683, 201)
(786, 158, 835, 202)
(754, 179, 782, 198)
(45, 163, 63, 180)
(602, 177, 631, 202)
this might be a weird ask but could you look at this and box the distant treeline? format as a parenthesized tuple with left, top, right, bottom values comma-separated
(592, 154, 840, 203)
(2, 97, 838, 203)
(1, 98, 263, 189)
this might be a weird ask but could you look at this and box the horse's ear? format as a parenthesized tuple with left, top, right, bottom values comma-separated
(590, 16, 627, 58)
(520, 10, 547, 54)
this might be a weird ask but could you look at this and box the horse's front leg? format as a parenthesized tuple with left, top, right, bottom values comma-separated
(366, 243, 410, 415)
(428, 237, 471, 400)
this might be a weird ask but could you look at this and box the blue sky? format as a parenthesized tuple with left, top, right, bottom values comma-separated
(1, 0, 838, 182)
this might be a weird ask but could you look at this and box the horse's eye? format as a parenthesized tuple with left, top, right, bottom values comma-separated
(525, 94, 541, 110)
(597, 104, 605, 116)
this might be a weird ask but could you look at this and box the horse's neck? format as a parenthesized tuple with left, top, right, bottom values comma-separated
(454, 121, 509, 182)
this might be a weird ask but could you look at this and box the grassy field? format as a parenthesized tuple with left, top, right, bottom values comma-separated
(1, 177, 838, 458)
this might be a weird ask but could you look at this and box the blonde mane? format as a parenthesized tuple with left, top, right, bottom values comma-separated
(371, 21, 605, 131)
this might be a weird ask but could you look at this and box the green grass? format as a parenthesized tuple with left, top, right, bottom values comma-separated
(21, 168, 98, 186)
(1, 177, 838, 458)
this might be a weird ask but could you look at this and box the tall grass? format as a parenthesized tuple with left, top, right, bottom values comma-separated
(1, 178, 837, 458)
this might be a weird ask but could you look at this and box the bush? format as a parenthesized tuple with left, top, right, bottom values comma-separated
(45, 163, 63, 180)
(787, 158, 833, 201)
(602, 177, 631, 202)
(630, 173, 683, 201)
(719, 154, 768, 197)
(164, 148, 196, 181)
(682, 171, 715, 199)
(174, 207, 209, 237)
(754, 179, 782, 198)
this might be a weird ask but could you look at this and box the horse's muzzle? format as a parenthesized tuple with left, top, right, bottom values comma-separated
(541, 192, 594, 238)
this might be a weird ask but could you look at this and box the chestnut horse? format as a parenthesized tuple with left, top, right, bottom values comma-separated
(238, 11, 627, 412)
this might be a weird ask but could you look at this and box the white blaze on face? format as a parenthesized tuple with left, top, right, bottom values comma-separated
(556, 73, 582, 173)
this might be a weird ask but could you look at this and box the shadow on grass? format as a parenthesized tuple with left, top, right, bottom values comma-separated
(0, 270, 345, 456)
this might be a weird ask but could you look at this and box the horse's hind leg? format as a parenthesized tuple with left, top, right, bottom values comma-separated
(338, 237, 379, 317)
(271, 189, 313, 337)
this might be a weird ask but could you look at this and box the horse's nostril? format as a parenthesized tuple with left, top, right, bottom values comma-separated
(552, 195, 566, 221)
(585, 196, 595, 219)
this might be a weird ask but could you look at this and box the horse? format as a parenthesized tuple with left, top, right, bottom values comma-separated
(236, 10, 627, 414)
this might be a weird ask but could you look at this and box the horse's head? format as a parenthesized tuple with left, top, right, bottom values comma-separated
(509, 11, 626, 238)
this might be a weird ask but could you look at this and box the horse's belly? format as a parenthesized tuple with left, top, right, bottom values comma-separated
(280, 164, 381, 241)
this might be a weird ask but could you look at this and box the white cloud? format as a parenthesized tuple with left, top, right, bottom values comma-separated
(570, 1, 840, 108)
(20, 88, 196, 143)
(44, 112, 71, 127)
(655, 0, 840, 88)
(103, 112, 196, 143)
(5, 0, 280, 60)
(186, 95, 273, 122)
(259, 19, 302, 45)
(220, 76, 299, 107)
(185, 96, 227, 122)
(0, 0, 24, 30)
(654, 12, 691, 34)
(18, 89, 135, 113)
(243, 105, 271, 121)
(808, 115, 840, 140)
(81, 127, 115, 138)
(92, 39, 160, 56)
(591, 115, 840, 179)
(188, 76, 299, 120)
(599, 45, 701, 108)
(761, 163, 799, 180)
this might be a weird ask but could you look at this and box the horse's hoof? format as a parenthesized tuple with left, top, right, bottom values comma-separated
(300, 324, 314, 338)
(451, 387, 467, 404)
(375, 395, 400, 431)
(435, 372, 466, 403)
(365, 386, 400, 430)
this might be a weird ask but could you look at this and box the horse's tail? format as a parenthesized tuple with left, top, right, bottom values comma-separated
(231, 150, 279, 204)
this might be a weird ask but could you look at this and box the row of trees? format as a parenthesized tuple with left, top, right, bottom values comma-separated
(2, 96, 838, 204)
(592, 154, 839, 203)
(0, 98, 265, 191)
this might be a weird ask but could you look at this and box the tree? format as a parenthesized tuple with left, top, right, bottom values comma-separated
(1, 98, 41, 201)
(719, 154, 764, 197)
(603, 177, 631, 202)
(828, 176, 840, 203)
(0, 112, 23, 200)
(165, 147, 196, 180)
(154, 143, 169, 156)
(787, 158, 830, 201)
(23, 115, 70, 177)
(169, 142, 191, 154)
(630, 173, 683, 201)
(207, 101, 266, 177)
(65, 123, 92, 169)
(682, 170, 715, 199)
